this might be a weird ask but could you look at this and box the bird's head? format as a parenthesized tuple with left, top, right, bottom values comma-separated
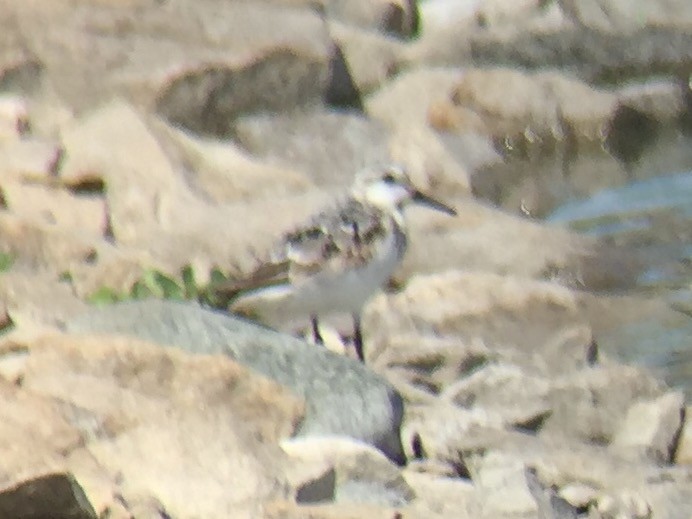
(353, 164, 457, 216)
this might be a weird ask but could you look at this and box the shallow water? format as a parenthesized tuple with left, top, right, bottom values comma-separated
(473, 129, 692, 397)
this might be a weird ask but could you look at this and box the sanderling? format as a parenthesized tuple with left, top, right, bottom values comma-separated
(218, 164, 457, 362)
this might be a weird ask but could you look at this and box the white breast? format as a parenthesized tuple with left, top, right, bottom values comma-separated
(296, 225, 403, 314)
(233, 222, 405, 323)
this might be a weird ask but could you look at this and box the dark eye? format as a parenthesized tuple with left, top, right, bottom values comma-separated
(382, 173, 396, 183)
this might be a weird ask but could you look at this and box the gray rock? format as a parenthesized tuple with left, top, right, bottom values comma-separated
(332, 449, 414, 507)
(324, 0, 419, 38)
(64, 299, 406, 464)
(329, 21, 405, 95)
(3, 0, 345, 135)
(412, 0, 692, 82)
(471, 451, 538, 516)
(525, 467, 580, 519)
(450, 25, 692, 83)
(0, 472, 97, 519)
(558, 0, 692, 32)
(674, 405, 692, 464)
(282, 436, 414, 507)
(233, 109, 391, 187)
(335, 480, 411, 507)
(590, 492, 653, 519)
(295, 468, 336, 504)
(426, 68, 617, 146)
(616, 79, 688, 124)
(366, 67, 464, 131)
(539, 363, 664, 444)
(611, 391, 685, 463)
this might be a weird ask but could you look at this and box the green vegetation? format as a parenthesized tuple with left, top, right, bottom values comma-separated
(0, 252, 15, 273)
(87, 265, 232, 308)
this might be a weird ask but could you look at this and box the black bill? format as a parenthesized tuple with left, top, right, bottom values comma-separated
(412, 190, 457, 216)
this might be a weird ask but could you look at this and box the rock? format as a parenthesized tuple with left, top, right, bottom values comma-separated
(401, 400, 511, 463)
(366, 67, 463, 131)
(616, 79, 688, 124)
(0, 301, 11, 332)
(471, 451, 537, 516)
(324, 0, 419, 38)
(0, 139, 62, 180)
(63, 300, 406, 464)
(264, 500, 404, 519)
(525, 467, 580, 519)
(611, 391, 686, 463)
(366, 270, 586, 356)
(443, 363, 554, 430)
(402, 469, 477, 518)
(391, 199, 597, 283)
(0, 380, 111, 514)
(0, 472, 97, 519)
(90, 414, 284, 518)
(148, 117, 312, 203)
(674, 406, 692, 464)
(58, 100, 279, 277)
(282, 437, 414, 507)
(540, 325, 599, 371)
(0, 340, 35, 386)
(0, 267, 89, 328)
(413, 10, 692, 83)
(155, 27, 334, 134)
(20, 333, 303, 518)
(0, 209, 101, 268)
(65, 244, 164, 301)
(329, 22, 405, 95)
(456, 429, 685, 517)
(5, 0, 340, 134)
(370, 334, 493, 396)
(591, 492, 652, 519)
(59, 100, 190, 244)
(558, 0, 692, 32)
(577, 292, 692, 366)
(404, 458, 461, 478)
(641, 474, 692, 519)
(432, 68, 617, 147)
(288, 462, 337, 504)
(0, 380, 82, 470)
(0, 94, 29, 142)
(0, 181, 107, 235)
(178, 187, 332, 278)
(559, 481, 599, 509)
(12, 95, 76, 140)
(233, 109, 391, 187)
(420, 0, 550, 34)
(538, 363, 665, 444)
(0, 13, 42, 95)
(61, 449, 122, 519)
(386, 126, 474, 195)
(23, 333, 304, 442)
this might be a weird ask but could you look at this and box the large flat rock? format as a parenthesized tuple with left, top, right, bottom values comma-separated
(64, 299, 406, 464)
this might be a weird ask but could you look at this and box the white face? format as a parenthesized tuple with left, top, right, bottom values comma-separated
(354, 164, 458, 216)
(356, 165, 413, 209)
(364, 180, 410, 208)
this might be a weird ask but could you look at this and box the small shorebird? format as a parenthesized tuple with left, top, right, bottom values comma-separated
(217, 164, 456, 362)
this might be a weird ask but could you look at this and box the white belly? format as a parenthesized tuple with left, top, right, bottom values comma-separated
(233, 230, 403, 323)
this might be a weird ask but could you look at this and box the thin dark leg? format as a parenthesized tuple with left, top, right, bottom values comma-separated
(311, 315, 324, 345)
(352, 313, 365, 363)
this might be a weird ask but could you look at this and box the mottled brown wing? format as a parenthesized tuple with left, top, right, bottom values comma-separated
(210, 259, 291, 299)
(285, 199, 389, 280)
(213, 220, 339, 297)
(284, 222, 340, 280)
(325, 199, 388, 264)
(214, 199, 389, 296)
